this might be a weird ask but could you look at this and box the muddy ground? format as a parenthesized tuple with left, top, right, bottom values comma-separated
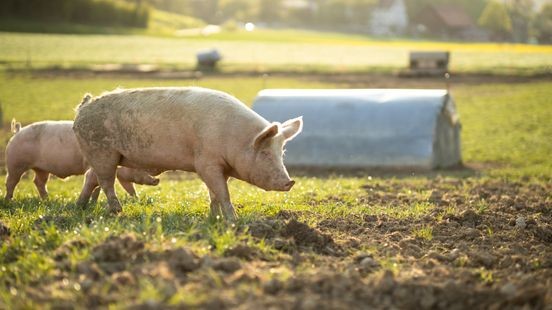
(11, 179, 550, 309)
(10, 66, 552, 87)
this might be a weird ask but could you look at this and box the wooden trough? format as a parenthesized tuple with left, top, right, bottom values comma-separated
(252, 89, 461, 170)
(408, 51, 450, 76)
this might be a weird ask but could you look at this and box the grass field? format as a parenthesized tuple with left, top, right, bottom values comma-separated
(1, 73, 551, 179)
(0, 71, 551, 307)
(1, 29, 551, 74)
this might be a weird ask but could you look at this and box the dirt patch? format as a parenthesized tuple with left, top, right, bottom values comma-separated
(224, 244, 260, 260)
(33, 215, 70, 230)
(5, 179, 551, 309)
(247, 215, 342, 256)
(92, 234, 145, 263)
(281, 219, 340, 255)
(303, 179, 551, 308)
(17, 67, 551, 86)
(159, 247, 201, 276)
(263, 269, 547, 309)
(0, 220, 10, 239)
(309, 71, 552, 89)
(54, 239, 89, 264)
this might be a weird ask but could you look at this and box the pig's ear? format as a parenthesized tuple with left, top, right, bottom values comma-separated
(281, 116, 303, 141)
(254, 123, 279, 149)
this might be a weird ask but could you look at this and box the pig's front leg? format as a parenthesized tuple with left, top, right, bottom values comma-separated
(118, 180, 137, 197)
(33, 169, 50, 199)
(197, 165, 237, 221)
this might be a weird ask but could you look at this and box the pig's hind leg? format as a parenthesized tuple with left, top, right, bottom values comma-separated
(85, 152, 122, 214)
(33, 169, 50, 199)
(90, 187, 101, 203)
(5, 166, 27, 200)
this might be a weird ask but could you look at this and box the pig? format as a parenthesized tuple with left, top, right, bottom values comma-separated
(72, 87, 303, 220)
(5, 119, 159, 201)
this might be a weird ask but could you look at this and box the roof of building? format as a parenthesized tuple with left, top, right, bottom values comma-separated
(431, 4, 474, 28)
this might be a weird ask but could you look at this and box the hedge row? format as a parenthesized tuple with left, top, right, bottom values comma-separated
(0, 0, 149, 28)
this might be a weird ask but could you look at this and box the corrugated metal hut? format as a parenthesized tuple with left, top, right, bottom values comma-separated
(252, 89, 461, 169)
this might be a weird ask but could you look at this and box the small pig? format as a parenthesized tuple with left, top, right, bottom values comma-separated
(73, 87, 303, 219)
(5, 119, 159, 201)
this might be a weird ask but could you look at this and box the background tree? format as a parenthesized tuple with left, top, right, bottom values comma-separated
(147, 0, 191, 15)
(506, 0, 534, 43)
(0, 0, 150, 27)
(478, 1, 513, 41)
(318, 0, 349, 27)
(348, 0, 377, 28)
(219, 0, 252, 22)
(533, 3, 552, 43)
(189, 0, 219, 23)
(258, 0, 283, 24)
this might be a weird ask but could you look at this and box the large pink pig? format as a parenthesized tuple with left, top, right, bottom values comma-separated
(5, 119, 159, 201)
(73, 87, 303, 220)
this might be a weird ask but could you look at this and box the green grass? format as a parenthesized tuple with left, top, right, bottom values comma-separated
(0, 30, 551, 73)
(0, 175, 364, 294)
(1, 73, 550, 179)
(412, 225, 434, 241)
(0, 73, 330, 123)
(148, 9, 205, 34)
(458, 82, 552, 178)
(0, 72, 550, 307)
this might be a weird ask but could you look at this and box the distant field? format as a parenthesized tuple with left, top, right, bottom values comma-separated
(0, 30, 551, 73)
(0, 73, 331, 122)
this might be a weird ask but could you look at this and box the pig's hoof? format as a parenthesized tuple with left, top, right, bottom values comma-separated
(107, 204, 122, 214)
(222, 209, 238, 222)
(76, 200, 89, 209)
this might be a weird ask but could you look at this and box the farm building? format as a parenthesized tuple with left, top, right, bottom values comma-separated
(369, 0, 409, 36)
(252, 89, 461, 170)
(413, 4, 487, 41)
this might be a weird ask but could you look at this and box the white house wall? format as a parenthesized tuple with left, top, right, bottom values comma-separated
(370, 0, 409, 36)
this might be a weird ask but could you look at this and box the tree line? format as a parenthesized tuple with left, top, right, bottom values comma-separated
(0, 0, 550, 43)
(0, 0, 149, 28)
(149, 0, 551, 43)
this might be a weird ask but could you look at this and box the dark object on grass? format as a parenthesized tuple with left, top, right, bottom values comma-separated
(196, 49, 222, 69)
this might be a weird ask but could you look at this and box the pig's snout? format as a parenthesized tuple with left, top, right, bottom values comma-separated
(282, 180, 295, 191)
(139, 176, 160, 186)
